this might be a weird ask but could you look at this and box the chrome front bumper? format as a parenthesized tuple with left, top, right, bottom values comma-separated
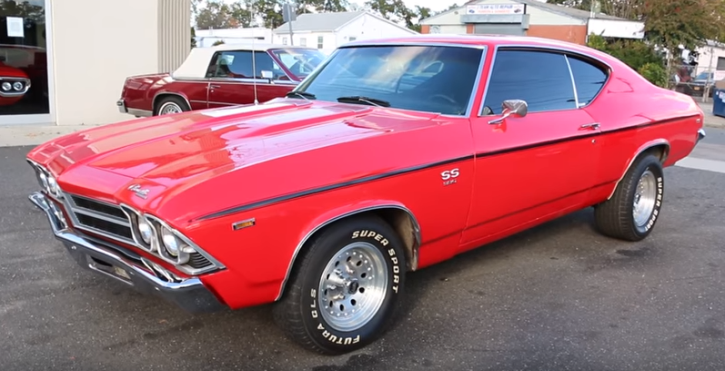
(29, 192, 226, 313)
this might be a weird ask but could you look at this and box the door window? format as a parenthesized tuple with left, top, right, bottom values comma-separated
(567, 56, 608, 106)
(207, 50, 287, 80)
(482, 49, 576, 115)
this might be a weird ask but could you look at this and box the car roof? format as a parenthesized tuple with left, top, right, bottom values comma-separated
(344, 34, 600, 53)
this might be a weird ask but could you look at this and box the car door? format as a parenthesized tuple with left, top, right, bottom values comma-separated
(207, 50, 296, 108)
(460, 48, 602, 246)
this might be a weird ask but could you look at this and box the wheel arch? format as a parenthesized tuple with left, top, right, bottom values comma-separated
(607, 139, 670, 200)
(152, 92, 191, 113)
(274, 203, 422, 301)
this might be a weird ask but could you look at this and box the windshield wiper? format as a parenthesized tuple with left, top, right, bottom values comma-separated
(286, 91, 316, 100)
(336, 96, 390, 107)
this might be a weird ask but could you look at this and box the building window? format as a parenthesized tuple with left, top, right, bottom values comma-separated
(299, 37, 307, 47)
(282, 37, 288, 45)
(717, 56, 725, 70)
(0, 2, 50, 118)
(317, 36, 323, 49)
(483, 50, 576, 114)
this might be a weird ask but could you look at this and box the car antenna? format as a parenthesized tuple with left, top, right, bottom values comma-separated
(251, 4, 259, 105)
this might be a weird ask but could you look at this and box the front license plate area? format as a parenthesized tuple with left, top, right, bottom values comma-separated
(84, 254, 133, 284)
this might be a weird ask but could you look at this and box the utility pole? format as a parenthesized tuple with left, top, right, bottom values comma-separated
(283, 1, 296, 45)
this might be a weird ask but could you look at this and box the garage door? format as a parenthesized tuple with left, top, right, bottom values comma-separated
(473, 24, 525, 36)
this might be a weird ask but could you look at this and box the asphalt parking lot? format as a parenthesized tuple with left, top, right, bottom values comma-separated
(1, 128, 725, 371)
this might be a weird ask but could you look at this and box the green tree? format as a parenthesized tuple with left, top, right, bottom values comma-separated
(191, 27, 197, 48)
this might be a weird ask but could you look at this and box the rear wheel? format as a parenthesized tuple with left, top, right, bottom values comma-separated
(154, 95, 189, 116)
(594, 154, 664, 241)
(273, 216, 406, 355)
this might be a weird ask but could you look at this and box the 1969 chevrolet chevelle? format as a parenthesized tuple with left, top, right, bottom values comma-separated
(27, 35, 706, 354)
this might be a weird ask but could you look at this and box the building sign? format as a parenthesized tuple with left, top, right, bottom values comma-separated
(466, 3, 526, 15)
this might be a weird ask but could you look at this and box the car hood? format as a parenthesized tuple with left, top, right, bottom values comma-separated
(29, 98, 441, 203)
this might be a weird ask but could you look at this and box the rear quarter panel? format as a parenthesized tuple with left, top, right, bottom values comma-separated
(583, 64, 702, 199)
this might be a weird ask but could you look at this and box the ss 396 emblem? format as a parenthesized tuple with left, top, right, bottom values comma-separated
(441, 168, 459, 186)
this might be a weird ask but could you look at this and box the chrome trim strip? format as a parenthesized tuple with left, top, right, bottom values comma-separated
(70, 207, 130, 226)
(606, 140, 671, 200)
(128, 108, 152, 117)
(564, 55, 580, 108)
(275, 204, 422, 301)
(28, 192, 225, 313)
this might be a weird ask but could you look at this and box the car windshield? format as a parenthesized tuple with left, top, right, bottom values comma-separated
(292, 45, 484, 116)
(272, 48, 326, 78)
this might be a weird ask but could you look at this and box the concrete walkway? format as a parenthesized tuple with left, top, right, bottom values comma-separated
(1, 103, 724, 147)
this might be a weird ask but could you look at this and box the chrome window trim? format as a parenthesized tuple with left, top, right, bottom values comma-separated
(564, 55, 581, 108)
(291, 44, 487, 118)
(477, 44, 614, 117)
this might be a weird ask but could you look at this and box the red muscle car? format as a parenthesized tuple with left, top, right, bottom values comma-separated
(0, 60, 31, 106)
(28, 35, 706, 355)
(117, 43, 326, 117)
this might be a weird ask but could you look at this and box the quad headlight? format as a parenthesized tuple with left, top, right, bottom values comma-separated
(28, 160, 64, 199)
(121, 205, 213, 271)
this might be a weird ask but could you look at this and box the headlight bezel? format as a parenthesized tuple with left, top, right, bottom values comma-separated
(122, 203, 223, 275)
(27, 159, 64, 200)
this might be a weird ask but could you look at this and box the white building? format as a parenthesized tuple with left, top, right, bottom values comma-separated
(272, 11, 418, 54)
(195, 27, 273, 47)
(0, 0, 190, 127)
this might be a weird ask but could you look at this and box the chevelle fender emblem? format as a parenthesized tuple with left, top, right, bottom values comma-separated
(127, 184, 150, 199)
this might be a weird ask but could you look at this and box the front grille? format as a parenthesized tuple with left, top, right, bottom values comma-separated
(66, 194, 134, 244)
(62, 192, 220, 275)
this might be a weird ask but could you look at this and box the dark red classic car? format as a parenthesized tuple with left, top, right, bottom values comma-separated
(28, 35, 705, 355)
(117, 43, 325, 117)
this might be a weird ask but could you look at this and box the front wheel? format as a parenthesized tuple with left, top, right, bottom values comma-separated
(594, 154, 665, 241)
(273, 216, 406, 355)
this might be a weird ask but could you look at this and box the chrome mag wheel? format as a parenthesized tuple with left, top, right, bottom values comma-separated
(318, 241, 388, 332)
(632, 169, 657, 227)
(159, 102, 182, 115)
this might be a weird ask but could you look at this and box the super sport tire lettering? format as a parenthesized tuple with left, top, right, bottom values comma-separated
(594, 153, 665, 242)
(272, 214, 407, 355)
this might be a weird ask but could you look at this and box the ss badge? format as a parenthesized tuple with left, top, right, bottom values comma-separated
(441, 168, 459, 186)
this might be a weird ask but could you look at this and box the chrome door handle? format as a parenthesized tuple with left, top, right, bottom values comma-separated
(580, 122, 600, 130)
(210, 84, 221, 89)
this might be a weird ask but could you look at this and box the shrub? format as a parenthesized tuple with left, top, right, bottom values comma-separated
(638, 62, 668, 87)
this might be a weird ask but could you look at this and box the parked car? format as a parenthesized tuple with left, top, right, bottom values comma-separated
(0, 44, 48, 102)
(0, 60, 31, 106)
(28, 35, 706, 355)
(117, 43, 326, 117)
(675, 71, 716, 98)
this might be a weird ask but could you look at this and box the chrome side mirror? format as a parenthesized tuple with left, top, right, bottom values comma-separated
(260, 70, 274, 80)
(488, 99, 528, 125)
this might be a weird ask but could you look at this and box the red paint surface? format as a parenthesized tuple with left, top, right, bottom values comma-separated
(28, 35, 704, 309)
